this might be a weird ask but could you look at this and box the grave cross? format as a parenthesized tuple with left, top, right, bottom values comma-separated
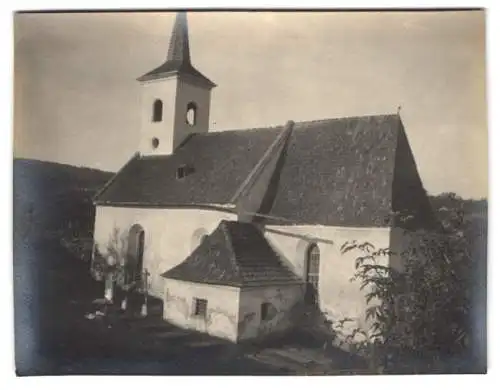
(140, 268, 150, 317)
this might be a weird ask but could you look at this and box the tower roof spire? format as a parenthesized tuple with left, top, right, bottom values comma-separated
(166, 12, 191, 64)
(137, 12, 215, 88)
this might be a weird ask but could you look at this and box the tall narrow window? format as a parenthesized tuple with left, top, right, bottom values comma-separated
(305, 243, 320, 305)
(152, 99, 163, 122)
(186, 102, 197, 126)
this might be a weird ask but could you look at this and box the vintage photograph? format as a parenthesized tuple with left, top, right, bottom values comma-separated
(13, 10, 487, 375)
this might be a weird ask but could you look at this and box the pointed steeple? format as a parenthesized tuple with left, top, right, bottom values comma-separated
(166, 12, 191, 64)
(137, 12, 215, 88)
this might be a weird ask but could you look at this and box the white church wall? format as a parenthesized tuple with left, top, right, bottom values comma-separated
(263, 224, 392, 339)
(237, 284, 305, 341)
(93, 205, 237, 297)
(163, 278, 240, 342)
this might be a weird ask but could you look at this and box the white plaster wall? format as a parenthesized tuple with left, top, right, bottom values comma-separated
(163, 279, 240, 342)
(237, 284, 305, 341)
(93, 206, 237, 297)
(263, 224, 392, 335)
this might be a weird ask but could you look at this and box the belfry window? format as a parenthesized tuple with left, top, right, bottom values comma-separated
(186, 102, 197, 126)
(152, 99, 163, 122)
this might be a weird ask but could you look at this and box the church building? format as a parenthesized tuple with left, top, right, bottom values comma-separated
(92, 12, 436, 343)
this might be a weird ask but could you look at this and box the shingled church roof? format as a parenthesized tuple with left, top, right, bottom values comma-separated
(95, 113, 437, 229)
(95, 127, 283, 207)
(266, 115, 400, 226)
(161, 220, 303, 287)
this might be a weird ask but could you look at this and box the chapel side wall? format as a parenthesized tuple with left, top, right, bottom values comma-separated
(263, 225, 392, 338)
(163, 279, 240, 342)
(237, 284, 305, 341)
(92, 205, 237, 298)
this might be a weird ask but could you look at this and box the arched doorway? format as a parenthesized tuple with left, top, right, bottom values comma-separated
(126, 224, 145, 284)
(305, 243, 320, 306)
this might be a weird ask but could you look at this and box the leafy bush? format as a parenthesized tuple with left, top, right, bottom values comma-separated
(338, 193, 485, 371)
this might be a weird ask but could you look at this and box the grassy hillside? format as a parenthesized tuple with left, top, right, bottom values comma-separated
(13, 158, 114, 242)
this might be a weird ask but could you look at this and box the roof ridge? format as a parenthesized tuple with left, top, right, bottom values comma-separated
(230, 120, 295, 203)
(207, 126, 283, 135)
(211, 113, 400, 134)
(220, 221, 242, 282)
(293, 113, 399, 127)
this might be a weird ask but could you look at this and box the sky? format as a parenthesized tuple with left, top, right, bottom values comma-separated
(13, 10, 487, 199)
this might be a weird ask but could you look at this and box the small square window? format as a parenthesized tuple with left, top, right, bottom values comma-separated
(261, 302, 272, 321)
(193, 298, 208, 318)
(176, 164, 195, 180)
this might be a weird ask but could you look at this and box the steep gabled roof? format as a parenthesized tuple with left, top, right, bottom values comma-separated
(263, 114, 437, 229)
(95, 127, 283, 207)
(265, 115, 400, 226)
(161, 220, 303, 287)
(95, 114, 436, 229)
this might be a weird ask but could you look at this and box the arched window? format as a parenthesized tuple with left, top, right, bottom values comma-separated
(191, 228, 209, 251)
(305, 243, 320, 305)
(152, 99, 163, 122)
(186, 102, 197, 126)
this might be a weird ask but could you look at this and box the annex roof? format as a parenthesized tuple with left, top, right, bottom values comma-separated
(161, 220, 303, 287)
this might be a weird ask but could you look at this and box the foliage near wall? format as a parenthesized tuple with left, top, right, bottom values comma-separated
(335, 192, 487, 373)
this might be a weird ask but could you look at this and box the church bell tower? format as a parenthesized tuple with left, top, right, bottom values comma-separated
(137, 12, 216, 156)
